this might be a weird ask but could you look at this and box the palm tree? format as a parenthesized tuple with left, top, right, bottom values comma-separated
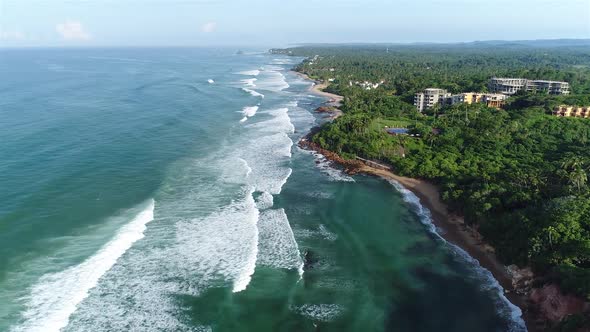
(561, 156, 585, 172)
(568, 166, 588, 193)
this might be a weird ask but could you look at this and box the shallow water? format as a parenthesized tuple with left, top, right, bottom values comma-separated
(0, 48, 525, 331)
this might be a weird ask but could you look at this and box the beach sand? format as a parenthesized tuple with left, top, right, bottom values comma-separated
(293, 71, 344, 107)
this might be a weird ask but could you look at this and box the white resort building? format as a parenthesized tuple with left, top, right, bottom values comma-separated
(414, 88, 451, 112)
(489, 78, 570, 95)
(414, 89, 508, 111)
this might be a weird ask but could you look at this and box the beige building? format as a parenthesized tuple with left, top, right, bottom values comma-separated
(489, 78, 570, 95)
(414, 88, 451, 112)
(554, 105, 590, 118)
(444, 92, 508, 109)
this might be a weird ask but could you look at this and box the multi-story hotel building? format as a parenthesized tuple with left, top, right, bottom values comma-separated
(414, 88, 451, 112)
(489, 78, 570, 95)
(444, 92, 508, 109)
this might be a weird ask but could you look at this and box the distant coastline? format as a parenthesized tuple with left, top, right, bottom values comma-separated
(298, 71, 534, 330)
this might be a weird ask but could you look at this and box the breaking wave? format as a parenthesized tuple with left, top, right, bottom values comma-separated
(12, 200, 156, 332)
(238, 70, 261, 76)
(242, 88, 265, 98)
(241, 78, 257, 87)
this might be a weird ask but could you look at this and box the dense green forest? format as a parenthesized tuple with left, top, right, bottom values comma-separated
(277, 44, 590, 310)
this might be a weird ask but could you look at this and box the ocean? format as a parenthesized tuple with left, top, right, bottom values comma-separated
(0, 48, 526, 332)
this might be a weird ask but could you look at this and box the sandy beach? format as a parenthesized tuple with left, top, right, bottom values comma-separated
(293, 71, 344, 107)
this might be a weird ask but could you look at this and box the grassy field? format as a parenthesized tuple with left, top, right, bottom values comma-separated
(370, 118, 412, 132)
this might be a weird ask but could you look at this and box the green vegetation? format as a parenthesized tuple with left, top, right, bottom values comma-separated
(280, 44, 590, 301)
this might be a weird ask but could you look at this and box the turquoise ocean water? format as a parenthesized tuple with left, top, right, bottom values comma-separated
(0, 48, 526, 331)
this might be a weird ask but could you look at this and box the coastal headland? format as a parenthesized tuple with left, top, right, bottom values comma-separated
(298, 74, 538, 330)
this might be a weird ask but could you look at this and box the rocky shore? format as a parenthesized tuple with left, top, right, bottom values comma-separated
(297, 68, 589, 331)
(299, 136, 590, 331)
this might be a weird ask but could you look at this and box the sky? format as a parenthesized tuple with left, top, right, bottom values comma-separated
(0, 0, 589, 47)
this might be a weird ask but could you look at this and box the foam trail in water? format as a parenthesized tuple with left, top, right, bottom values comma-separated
(238, 70, 261, 76)
(241, 78, 257, 87)
(242, 88, 265, 98)
(291, 304, 344, 322)
(247, 108, 295, 135)
(255, 71, 289, 92)
(298, 147, 355, 182)
(239, 106, 259, 123)
(239, 102, 304, 278)
(255, 192, 274, 210)
(243, 106, 259, 117)
(11, 199, 156, 332)
(257, 209, 304, 277)
(387, 179, 527, 332)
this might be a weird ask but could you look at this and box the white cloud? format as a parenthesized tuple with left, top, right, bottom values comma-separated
(0, 30, 26, 41)
(201, 22, 217, 33)
(56, 21, 91, 41)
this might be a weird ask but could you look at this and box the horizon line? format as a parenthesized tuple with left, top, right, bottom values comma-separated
(1, 38, 589, 50)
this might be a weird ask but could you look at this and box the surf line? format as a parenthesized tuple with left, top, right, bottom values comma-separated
(12, 199, 156, 332)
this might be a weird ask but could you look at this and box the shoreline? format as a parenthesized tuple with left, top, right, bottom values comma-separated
(293, 71, 344, 108)
(299, 139, 533, 330)
(295, 70, 533, 330)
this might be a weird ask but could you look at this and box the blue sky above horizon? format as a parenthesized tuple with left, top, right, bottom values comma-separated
(0, 0, 589, 47)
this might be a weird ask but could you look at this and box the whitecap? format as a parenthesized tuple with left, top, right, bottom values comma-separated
(242, 88, 265, 98)
(241, 78, 257, 87)
(255, 71, 289, 92)
(242, 106, 259, 117)
(238, 70, 261, 76)
(257, 209, 304, 277)
(12, 200, 156, 332)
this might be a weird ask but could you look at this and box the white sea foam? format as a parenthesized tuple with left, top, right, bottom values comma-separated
(319, 224, 338, 241)
(244, 136, 293, 194)
(291, 304, 344, 322)
(207, 79, 214, 84)
(173, 186, 260, 294)
(238, 70, 261, 76)
(241, 78, 257, 87)
(254, 70, 289, 92)
(238, 158, 253, 178)
(239, 106, 259, 123)
(242, 106, 259, 117)
(62, 185, 259, 330)
(242, 88, 265, 98)
(12, 199, 156, 332)
(247, 108, 295, 134)
(255, 192, 274, 210)
(387, 179, 527, 332)
(257, 209, 304, 276)
(299, 148, 355, 182)
(238, 102, 303, 277)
